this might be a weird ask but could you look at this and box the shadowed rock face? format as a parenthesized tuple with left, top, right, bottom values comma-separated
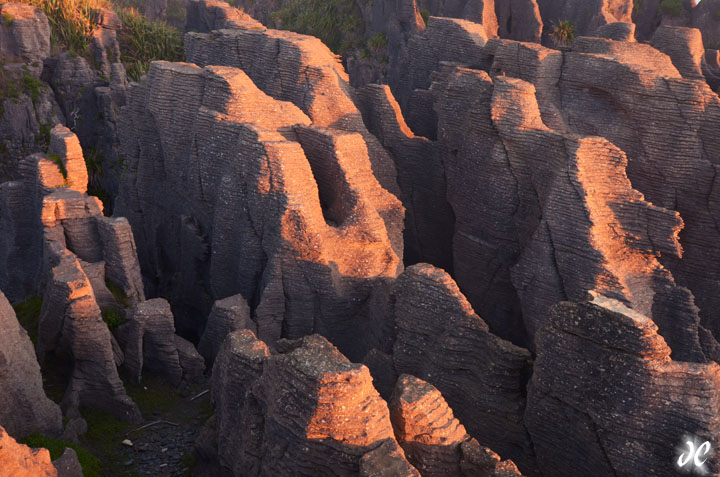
(209, 331, 417, 476)
(116, 60, 402, 360)
(419, 0, 499, 38)
(392, 263, 535, 472)
(526, 296, 720, 476)
(536, 0, 632, 39)
(1, 125, 144, 423)
(198, 293, 255, 367)
(0, 291, 62, 440)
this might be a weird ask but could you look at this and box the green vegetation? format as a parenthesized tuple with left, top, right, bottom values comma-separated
(367, 31, 387, 51)
(420, 8, 430, 25)
(12, 295, 42, 344)
(3, 13, 14, 28)
(22, 71, 46, 102)
(105, 278, 131, 307)
(101, 306, 125, 331)
(21, 434, 102, 477)
(269, 0, 364, 54)
(116, 8, 184, 81)
(551, 20, 576, 46)
(660, 0, 684, 16)
(47, 152, 68, 178)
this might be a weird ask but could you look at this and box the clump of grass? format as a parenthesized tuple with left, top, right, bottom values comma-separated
(660, 0, 684, 16)
(420, 8, 430, 25)
(551, 20, 576, 46)
(270, 0, 364, 54)
(21, 434, 101, 477)
(47, 152, 68, 178)
(3, 13, 14, 28)
(22, 71, 46, 103)
(12, 295, 42, 344)
(101, 306, 125, 331)
(116, 8, 184, 81)
(15, 0, 110, 55)
(124, 373, 179, 415)
(105, 278, 131, 307)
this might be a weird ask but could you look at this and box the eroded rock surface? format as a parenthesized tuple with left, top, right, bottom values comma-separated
(392, 263, 535, 472)
(208, 331, 416, 476)
(0, 425, 57, 477)
(116, 60, 402, 361)
(0, 291, 62, 439)
(526, 296, 720, 476)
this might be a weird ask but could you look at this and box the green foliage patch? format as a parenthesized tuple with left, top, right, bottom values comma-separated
(551, 20, 576, 45)
(660, 0, 684, 16)
(101, 306, 125, 331)
(116, 8, 184, 81)
(270, 0, 364, 54)
(12, 295, 42, 344)
(21, 434, 102, 477)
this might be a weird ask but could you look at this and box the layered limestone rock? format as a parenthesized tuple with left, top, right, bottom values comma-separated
(119, 298, 204, 385)
(418, 0, 499, 38)
(0, 3, 50, 63)
(185, 0, 263, 31)
(0, 125, 145, 423)
(357, 84, 453, 272)
(495, 0, 543, 43)
(392, 263, 535, 472)
(0, 291, 62, 439)
(198, 294, 255, 367)
(389, 374, 521, 476)
(208, 331, 417, 475)
(526, 296, 720, 476)
(557, 32, 720, 355)
(116, 61, 402, 360)
(183, 3, 401, 199)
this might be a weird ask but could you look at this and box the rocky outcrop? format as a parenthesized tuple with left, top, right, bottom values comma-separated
(116, 60, 402, 360)
(392, 263, 535, 472)
(389, 374, 522, 476)
(0, 291, 62, 439)
(0, 125, 145, 423)
(356, 84, 453, 271)
(198, 294, 255, 367)
(52, 448, 82, 477)
(208, 331, 416, 475)
(0, 3, 50, 64)
(185, 0, 263, 31)
(183, 6, 401, 199)
(536, 0, 633, 39)
(418, 0, 499, 38)
(0, 425, 57, 477)
(495, 0, 543, 43)
(120, 298, 184, 385)
(526, 296, 720, 476)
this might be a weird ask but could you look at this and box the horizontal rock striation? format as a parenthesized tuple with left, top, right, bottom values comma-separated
(183, 6, 401, 199)
(526, 296, 720, 476)
(116, 60, 402, 360)
(0, 425, 58, 477)
(0, 290, 62, 439)
(390, 374, 522, 476)
(392, 263, 535, 472)
(536, 0, 632, 39)
(0, 3, 50, 64)
(209, 331, 416, 475)
(0, 125, 147, 423)
(198, 294, 255, 367)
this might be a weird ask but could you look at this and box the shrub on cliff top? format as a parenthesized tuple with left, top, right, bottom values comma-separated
(269, 0, 364, 54)
(660, 0, 684, 16)
(550, 20, 576, 46)
(116, 7, 184, 81)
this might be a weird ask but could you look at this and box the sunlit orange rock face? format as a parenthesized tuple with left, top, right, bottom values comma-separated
(116, 57, 403, 360)
(208, 331, 418, 475)
(0, 426, 56, 477)
(389, 374, 522, 476)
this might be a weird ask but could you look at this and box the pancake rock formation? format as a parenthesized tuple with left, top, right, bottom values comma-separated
(0, 425, 81, 477)
(205, 330, 418, 476)
(116, 57, 403, 360)
(0, 291, 62, 440)
(526, 296, 720, 476)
